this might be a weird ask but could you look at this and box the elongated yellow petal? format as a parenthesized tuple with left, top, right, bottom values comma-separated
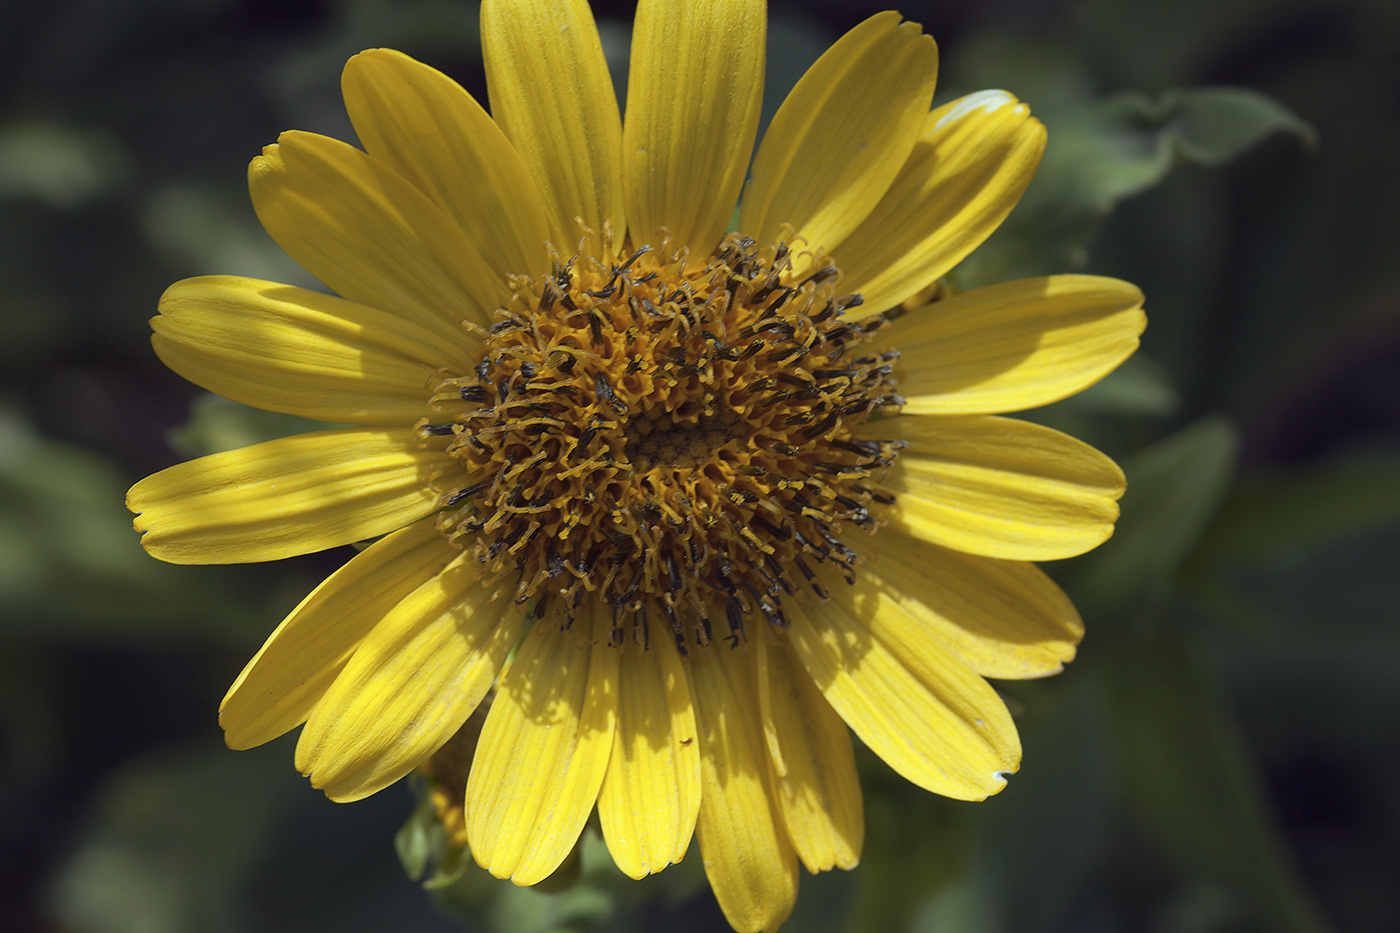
(220, 519, 456, 750)
(342, 49, 551, 280)
(875, 414, 1126, 560)
(597, 618, 701, 880)
(481, 0, 624, 253)
(295, 553, 519, 802)
(883, 275, 1146, 413)
(466, 611, 618, 886)
(756, 635, 863, 873)
(741, 12, 937, 272)
(127, 428, 449, 564)
(788, 592, 1020, 801)
(854, 533, 1083, 680)
(152, 276, 464, 426)
(838, 91, 1046, 314)
(688, 640, 799, 933)
(248, 131, 506, 335)
(623, 0, 764, 260)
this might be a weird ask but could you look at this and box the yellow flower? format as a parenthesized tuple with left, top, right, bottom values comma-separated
(127, 1, 1144, 929)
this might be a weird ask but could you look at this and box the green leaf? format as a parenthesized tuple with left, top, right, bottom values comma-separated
(144, 184, 314, 285)
(0, 120, 127, 208)
(976, 678, 1115, 932)
(394, 793, 436, 882)
(1190, 496, 1400, 642)
(45, 743, 289, 933)
(850, 759, 976, 933)
(0, 405, 267, 645)
(429, 826, 715, 933)
(955, 80, 1314, 283)
(1104, 627, 1333, 933)
(169, 392, 336, 458)
(1067, 417, 1238, 619)
(1057, 351, 1178, 415)
(1150, 87, 1318, 166)
(911, 877, 995, 933)
(482, 831, 618, 933)
(1196, 455, 1400, 564)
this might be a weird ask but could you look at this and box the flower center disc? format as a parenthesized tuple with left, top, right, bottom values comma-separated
(423, 234, 904, 650)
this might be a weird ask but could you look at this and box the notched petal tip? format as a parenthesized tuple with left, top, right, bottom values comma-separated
(127, 520, 163, 563)
(897, 15, 937, 45)
(218, 718, 265, 752)
(247, 146, 282, 187)
(297, 748, 391, 803)
(1025, 649, 1074, 679)
(965, 758, 1020, 802)
(125, 483, 169, 558)
(346, 47, 394, 65)
(249, 131, 316, 173)
(889, 15, 939, 69)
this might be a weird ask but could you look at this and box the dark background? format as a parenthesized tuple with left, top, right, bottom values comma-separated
(2, 0, 1398, 930)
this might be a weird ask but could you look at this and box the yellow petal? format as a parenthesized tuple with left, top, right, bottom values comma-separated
(342, 49, 551, 280)
(295, 552, 519, 802)
(480, 0, 624, 253)
(837, 91, 1047, 314)
(876, 414, 1126, 560)
(220, 519, 457, 750)
(623, 0, 765, 260)
(466, 609, 619, 886)
(756, 635, 863, 873)
(248, 131, 506, 334)
(128, 428, 449, 564)
(787, 592, 1020, 801)
(597, 618, 701, 880)
(741, 11, 937, 273)
(688, 639, 799, 933)
(852, 533, 1083, 680)
(883, 275, 1146, 413)
(152, 276, 467, 426)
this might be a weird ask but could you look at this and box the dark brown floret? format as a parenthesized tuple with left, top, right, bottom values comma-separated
(420, 234, 903, 650)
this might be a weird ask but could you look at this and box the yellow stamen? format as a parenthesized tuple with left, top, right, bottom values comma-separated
(419, 234, 905, 650)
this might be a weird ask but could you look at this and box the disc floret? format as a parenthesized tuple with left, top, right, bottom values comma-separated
(420, 234, 905, 649)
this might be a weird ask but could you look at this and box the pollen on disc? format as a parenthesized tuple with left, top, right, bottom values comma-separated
(419, 234, 905, 651)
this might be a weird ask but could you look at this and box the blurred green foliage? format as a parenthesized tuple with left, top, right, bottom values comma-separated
(3, 1, 1398, 932)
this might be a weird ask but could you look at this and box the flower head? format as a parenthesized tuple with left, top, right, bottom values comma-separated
(128, 1, 1144, 929)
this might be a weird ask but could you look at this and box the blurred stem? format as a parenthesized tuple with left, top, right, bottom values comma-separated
(1104, 625, 1334, 933)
